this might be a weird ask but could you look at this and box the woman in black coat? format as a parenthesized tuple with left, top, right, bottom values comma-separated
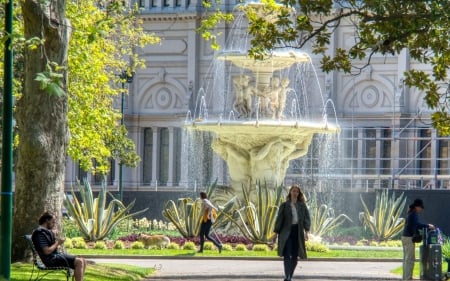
(274, 185, 311, 281)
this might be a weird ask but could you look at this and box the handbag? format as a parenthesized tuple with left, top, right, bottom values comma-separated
(412, 230, 423, 243)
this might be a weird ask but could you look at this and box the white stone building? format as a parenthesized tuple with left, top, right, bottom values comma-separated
(65, 0, 450, 192)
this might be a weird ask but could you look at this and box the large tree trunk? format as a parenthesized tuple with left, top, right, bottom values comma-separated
(12, 0, 70, 262)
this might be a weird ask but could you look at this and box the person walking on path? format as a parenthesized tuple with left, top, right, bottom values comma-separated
(401, 198, 434, 281)
(198, 191, 222, 253)
(274, 185, 311, 281)
(32, 212, 86, 281)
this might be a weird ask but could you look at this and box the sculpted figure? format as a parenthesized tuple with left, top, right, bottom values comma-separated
(250, 137, 312, 186)
(212, 138, 251, 192)
(276, 78, 290, 119)
(232, 75, 254, 118)
(266, 77, 281, 119)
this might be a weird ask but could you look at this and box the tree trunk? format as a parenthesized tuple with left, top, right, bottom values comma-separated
(12, 0, 70, 262)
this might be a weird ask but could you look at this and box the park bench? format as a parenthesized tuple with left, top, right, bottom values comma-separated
(23, 234, 73, 281)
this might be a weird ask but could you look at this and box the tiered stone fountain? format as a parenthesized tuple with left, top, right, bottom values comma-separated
(185, 3, 339, 197)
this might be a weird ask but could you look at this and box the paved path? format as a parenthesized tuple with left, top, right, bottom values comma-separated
(90, 258, 401, 281)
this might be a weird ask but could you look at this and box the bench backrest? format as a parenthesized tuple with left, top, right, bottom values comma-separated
(23, 234, 48, 270)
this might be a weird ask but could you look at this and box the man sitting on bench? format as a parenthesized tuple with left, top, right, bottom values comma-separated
(32, 212, 86, 281)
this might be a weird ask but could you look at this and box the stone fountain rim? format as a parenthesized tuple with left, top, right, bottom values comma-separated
(184, 119, 340, 133)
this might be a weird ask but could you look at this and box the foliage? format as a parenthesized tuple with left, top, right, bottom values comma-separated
(94, 241, 107, 249)
(130, 241, 144, 249)
(63, 179, 148, 241)
(114, 240, 125, 249)
(442, 235, 450, 259)
(162, 181, 236, 238)
(203, 241, 215, 250)
(252, 244, 269, 251)
(306, 241, 330, 253)
(235, 244, 248, 251)
(167, 242, 180, 250)
(308, 192, 352, 238)
(359, 189, 406, 241)
(161, 197, 202, 238)
(182, 241, 196, 250)
(11, 262, 155, 281)
(221, 183, 286, 244)
(201, 0, 450, 135)
(65, 1, 159, 174)
(221, 243, 233, 251)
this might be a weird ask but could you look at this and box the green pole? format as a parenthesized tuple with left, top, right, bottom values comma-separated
(119, 81, 124, 201)
(1, 0, 14, 279)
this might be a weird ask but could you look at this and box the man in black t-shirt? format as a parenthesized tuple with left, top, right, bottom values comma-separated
(32, 212, 86, 281)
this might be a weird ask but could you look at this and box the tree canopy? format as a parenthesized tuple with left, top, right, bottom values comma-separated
(202, 0, 450, 134)
(0, 1, 159, 174)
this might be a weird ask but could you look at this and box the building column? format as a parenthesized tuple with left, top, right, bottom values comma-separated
(151, 127, 159, 187)
(179, 129, 190, 188)
(128, 125, 142, 188)
(167, 127, 175, 187)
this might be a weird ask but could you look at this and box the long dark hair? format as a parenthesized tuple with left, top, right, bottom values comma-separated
(286, 185, 305, 203)
(200, 192, 207, 199)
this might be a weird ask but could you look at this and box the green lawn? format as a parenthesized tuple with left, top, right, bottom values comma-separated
(67, 247, 404, 259)
(12, 248, 449, 280)
(11, 262, 154, 281)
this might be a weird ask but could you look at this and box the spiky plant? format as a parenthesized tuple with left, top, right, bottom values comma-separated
(359, 189, 406, 241)
(221, 183, 286, 244)
(162, 181, 236, 238)
(308, 192, 352, 238)
(63, 178, 147, 241)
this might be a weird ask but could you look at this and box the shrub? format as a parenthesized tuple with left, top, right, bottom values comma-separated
(62, 218, 81, 238)
(72, 237, 87, 249)
(167, 242, 180, 250)
(131, 241, 145, 249)
(63, 238, 73, 249)
(235, 244, 247, 251)
(252, 244, 269, 251)
(203, 242, 214, 250)
(306, 241, 329, 253)
(114, 240, 125, 249)
(370, 241, 378, 247)
(182, 241, 196, 250)
(221, 243, 233, 251)
(94, 241, 107, 249)
(356, 239, 368, 246)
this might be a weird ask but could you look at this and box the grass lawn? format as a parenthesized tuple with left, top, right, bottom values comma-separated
(11, 262, 155, 281)
(67, 247, 404, 259)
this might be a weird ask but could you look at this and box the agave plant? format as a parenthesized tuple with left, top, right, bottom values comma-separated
(308, 192, 352, 238)
(162, 181, 236, 238)
(162, 197, 202, 238)
(63, 178, 147, 241)
(359, 189, 406, 241)
(221, 183, 286, 244)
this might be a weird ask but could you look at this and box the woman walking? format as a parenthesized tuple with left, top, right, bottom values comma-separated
(274, 185, 311, 281)
(198, 191, 222, 253)
(401, 198, 434, 280)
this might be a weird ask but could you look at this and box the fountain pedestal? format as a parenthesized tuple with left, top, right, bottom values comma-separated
(189, 120, 337, 196)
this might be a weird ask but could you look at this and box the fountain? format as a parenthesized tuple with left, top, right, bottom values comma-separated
(185, 2, 339, 197)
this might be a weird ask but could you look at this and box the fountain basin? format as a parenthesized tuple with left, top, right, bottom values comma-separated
(185, 120, 339, 194)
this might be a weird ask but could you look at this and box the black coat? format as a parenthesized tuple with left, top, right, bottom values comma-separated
(274, 200, 311, 258)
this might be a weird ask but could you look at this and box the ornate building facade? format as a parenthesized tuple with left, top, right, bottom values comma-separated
(65, 0, 450, 192)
